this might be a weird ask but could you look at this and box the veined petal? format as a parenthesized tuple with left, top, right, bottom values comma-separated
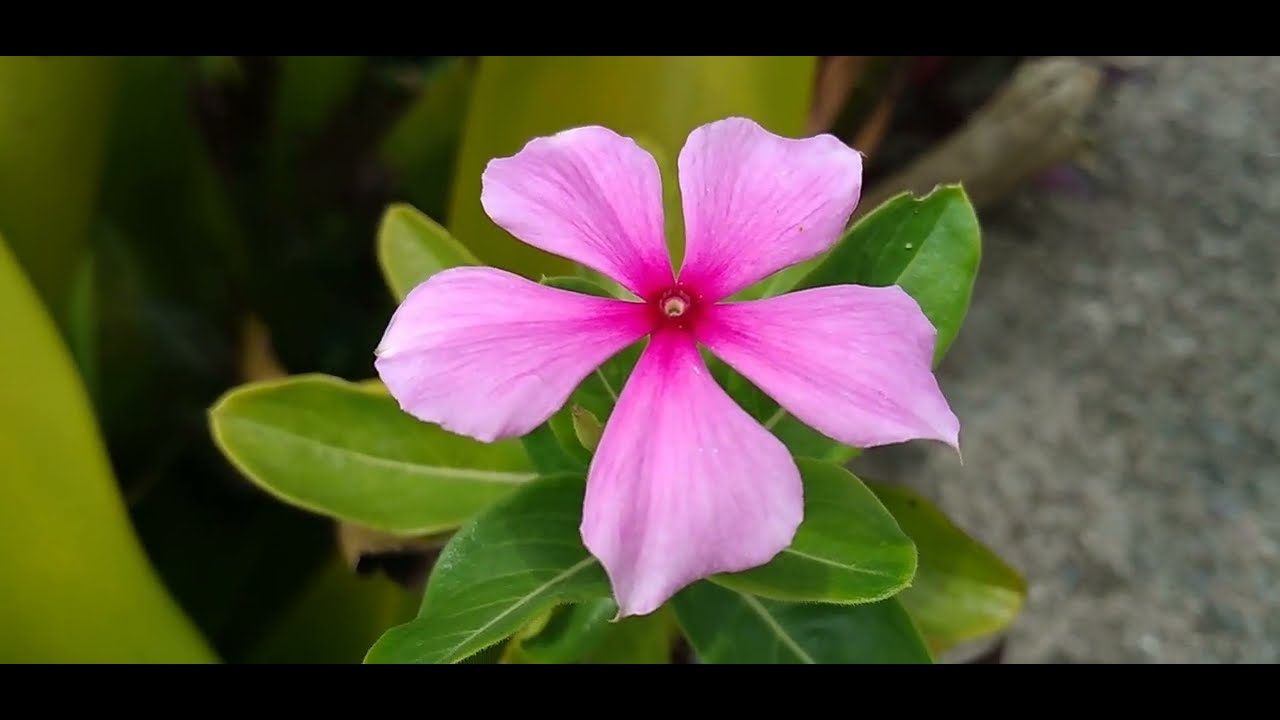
(677, 117, 863, 301)
(699, 285, 960, 450)
(481, 126, 673, 298)
(581, 331, 803, 618)
(374, 267, 650, 443)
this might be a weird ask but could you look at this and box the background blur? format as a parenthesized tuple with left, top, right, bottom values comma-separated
(1, 55, 1275, 663)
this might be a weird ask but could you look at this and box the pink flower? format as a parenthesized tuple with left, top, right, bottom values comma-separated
(375, 118, 960, 618)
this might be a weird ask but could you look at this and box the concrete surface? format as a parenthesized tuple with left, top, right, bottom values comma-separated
(852, 56, 1280, 663)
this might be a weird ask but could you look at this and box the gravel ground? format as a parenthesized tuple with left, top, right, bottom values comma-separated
(852, 56, 1280, 663)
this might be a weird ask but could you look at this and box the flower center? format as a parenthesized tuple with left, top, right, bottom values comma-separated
(662, 294, 688, 317)
(651, 286, 699, 331)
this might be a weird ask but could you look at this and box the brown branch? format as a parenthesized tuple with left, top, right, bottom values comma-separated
(808, 56, 872, 135)
(858, 56, 1104, 214)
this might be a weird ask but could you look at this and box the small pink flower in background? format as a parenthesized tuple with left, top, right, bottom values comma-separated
(375, 117, 960, 618)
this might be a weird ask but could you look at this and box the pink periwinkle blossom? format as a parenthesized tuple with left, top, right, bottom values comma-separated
(374, 117, 960, 618)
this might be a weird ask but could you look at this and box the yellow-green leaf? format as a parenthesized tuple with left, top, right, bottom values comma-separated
(448, 56, 817, 279)
(0, 233, 216, 663)
(376, 202, 479, 302)
(0, 56, 118, 327)
(209, 373, 534, 536)
(868, 482, 1027, 655)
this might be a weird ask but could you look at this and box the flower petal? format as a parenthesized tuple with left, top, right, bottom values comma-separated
(481, 126, 673, 298)
(581, 331, 803, 618)
(374, 267, 651, 443)
(699, 284, 960, 450)
(676, 117, 863, 301)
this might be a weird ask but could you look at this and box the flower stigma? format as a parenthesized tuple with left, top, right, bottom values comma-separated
(652, 287, 698, 331)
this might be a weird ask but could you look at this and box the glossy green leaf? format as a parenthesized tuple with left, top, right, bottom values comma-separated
(449, 56, 816, 279)
(868, 481, 1027, 655)
(209, 373, 534, 536)
(460, 641, 508, 664)
(0, 234, 216, 663)
(793, 185, 982, 366)
(0, 56, 118, 326)
(673, 583, 932, 664)
(519, 421, 586, 476)
(364, 473, 610, 664)
(712, 459, 915, 603)
(376, 202, 479, 301)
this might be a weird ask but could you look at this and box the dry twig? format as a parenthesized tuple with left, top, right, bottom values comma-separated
(859, 56, 1104, 213)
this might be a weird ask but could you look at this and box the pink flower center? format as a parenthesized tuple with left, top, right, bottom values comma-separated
(650, 286, 700, 332)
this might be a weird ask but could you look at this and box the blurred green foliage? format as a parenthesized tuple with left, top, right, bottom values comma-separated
(2, 56, 467, 663)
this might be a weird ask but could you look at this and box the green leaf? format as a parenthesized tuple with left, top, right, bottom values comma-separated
(0, 56, 119, 327)
(868, 481, 1027, 655)
(711, 459, 915, 603)
(364, 473, 611, 664)
(0, 233, 216, 663)
(793, 185, 982, 366)
(519, 422, 587, 476)
(448, 56, 816, 279)
(376, 202, 479, 302)
(460, 641, 508, 664)
(673, 582, 932, 664)
(209, 373, 534, 536)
